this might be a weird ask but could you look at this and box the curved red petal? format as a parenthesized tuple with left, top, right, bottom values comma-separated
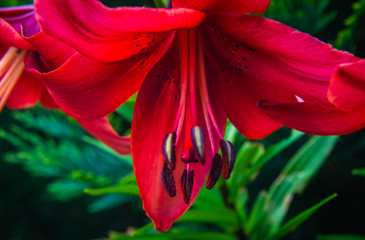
(27, 31, 173, 120)
(78, 117, 131, 155)
(200, 14, 360, 138)
(172, 0, 270, 14)
(35, 0, 205, 62)
(328, 59, 365, 111)
(26, 31, 76, 70)
(260, 100, 365, 135)
(0, 17, 32, 50)
(132, 37, 226, 230)
(6, 71, 42, 109)
(39, 86, 58, 109)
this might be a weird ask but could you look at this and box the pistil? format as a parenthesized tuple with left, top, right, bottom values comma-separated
(0, 47, 27, 112)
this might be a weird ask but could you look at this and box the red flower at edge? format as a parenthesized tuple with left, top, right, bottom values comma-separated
(33, 0, 361, 230)
(0, 5, 68, 110)
(0, 5, 131, 155)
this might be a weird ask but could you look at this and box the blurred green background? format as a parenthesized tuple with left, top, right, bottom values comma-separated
(1, 0, 365, 240)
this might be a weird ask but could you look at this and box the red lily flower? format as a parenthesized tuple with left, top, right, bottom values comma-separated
(0, 5, 74, 110)
(1, 5, 131, 155)
(259, 59, 365, 135)
(34, 0, 360, 230)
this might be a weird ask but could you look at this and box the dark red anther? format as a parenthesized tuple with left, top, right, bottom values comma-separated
(181, 148, 199, 163)
(161, 161, 176, 197)
(220, 139, 236, 179)
(162, 132, 177, 170)
(206, 153, 223, 190)
(181, 169, 194, 204)
(190, 126, 206, 165)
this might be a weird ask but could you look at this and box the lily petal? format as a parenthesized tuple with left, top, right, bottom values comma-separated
(0, 16, 33, 50)
(200, 14, 359, 138)
(78, 117, 131, 155)
(6, 70, 42, 109)
(259, 100, 365, 135)
(27, 30, 173, 120)
(328, 59, 365, 111)
(205, 13, 358, 104)
(172, 0, 270, 14)
(35, 0, 206, 62)
(132, 38, 225, 231)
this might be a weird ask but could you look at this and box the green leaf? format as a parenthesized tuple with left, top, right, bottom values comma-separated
(177, 208, 240, 230)
(228, 141, 265, 202)
(47, 180, 90, 201)
(228, 130, 303, 204)
(317, 235, 365, 240)
(247, 136, 339, 239)
(270, 193, 337, 240)
(84, 185, 139, 196)
(193, 187, 225, 209)
(352, 168, 365, 176)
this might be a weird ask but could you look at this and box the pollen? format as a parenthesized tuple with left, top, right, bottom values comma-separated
(162, 132, 177, 170)
(190, 126, 206, 165)
(181, 169, 194, 204)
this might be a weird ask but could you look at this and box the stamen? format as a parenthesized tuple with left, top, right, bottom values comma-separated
(197, 33, 216, 153)
(206, 153, 223, 189)
(0, 49, 27, 112)
(220, 139, 236, 179)
(0, 47, 18, 77)
(197, 32, 224, 141)
(181, 168, 194, 204)
(162, 132, 177, 170)
(161, 161, 176, 197)
(188, 28, 197, 124)
(181, 148, 199, 164)
(174, 29, 189, 141)
(190, 126, 206, 165)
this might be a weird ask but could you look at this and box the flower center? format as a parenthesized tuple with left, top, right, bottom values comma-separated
(0, 47, 27, 112)
(160, 28, 236, 203)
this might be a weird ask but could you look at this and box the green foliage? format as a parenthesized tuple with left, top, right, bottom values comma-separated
(97, 133, 339, 240)
(352, 168, 365, 176)
(0, 0, 32, 6)
(264, 0, 336, 35)
(1, 107, 134, 208)
(334, 0, 365, 53)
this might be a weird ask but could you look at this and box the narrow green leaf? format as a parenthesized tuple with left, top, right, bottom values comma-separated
(248, 136, 339, 239)
(84, 185, 139, 196)
(352, 168, 365, 176)
(228, 142, 265, 202)
(270, 193, 337, 240)
(247, 130, 304, 181)
(153, 0, 168, 8)
(177, 208, 239, 230)
(317, 235, 365, 240)
(193, 187, 225, 209)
